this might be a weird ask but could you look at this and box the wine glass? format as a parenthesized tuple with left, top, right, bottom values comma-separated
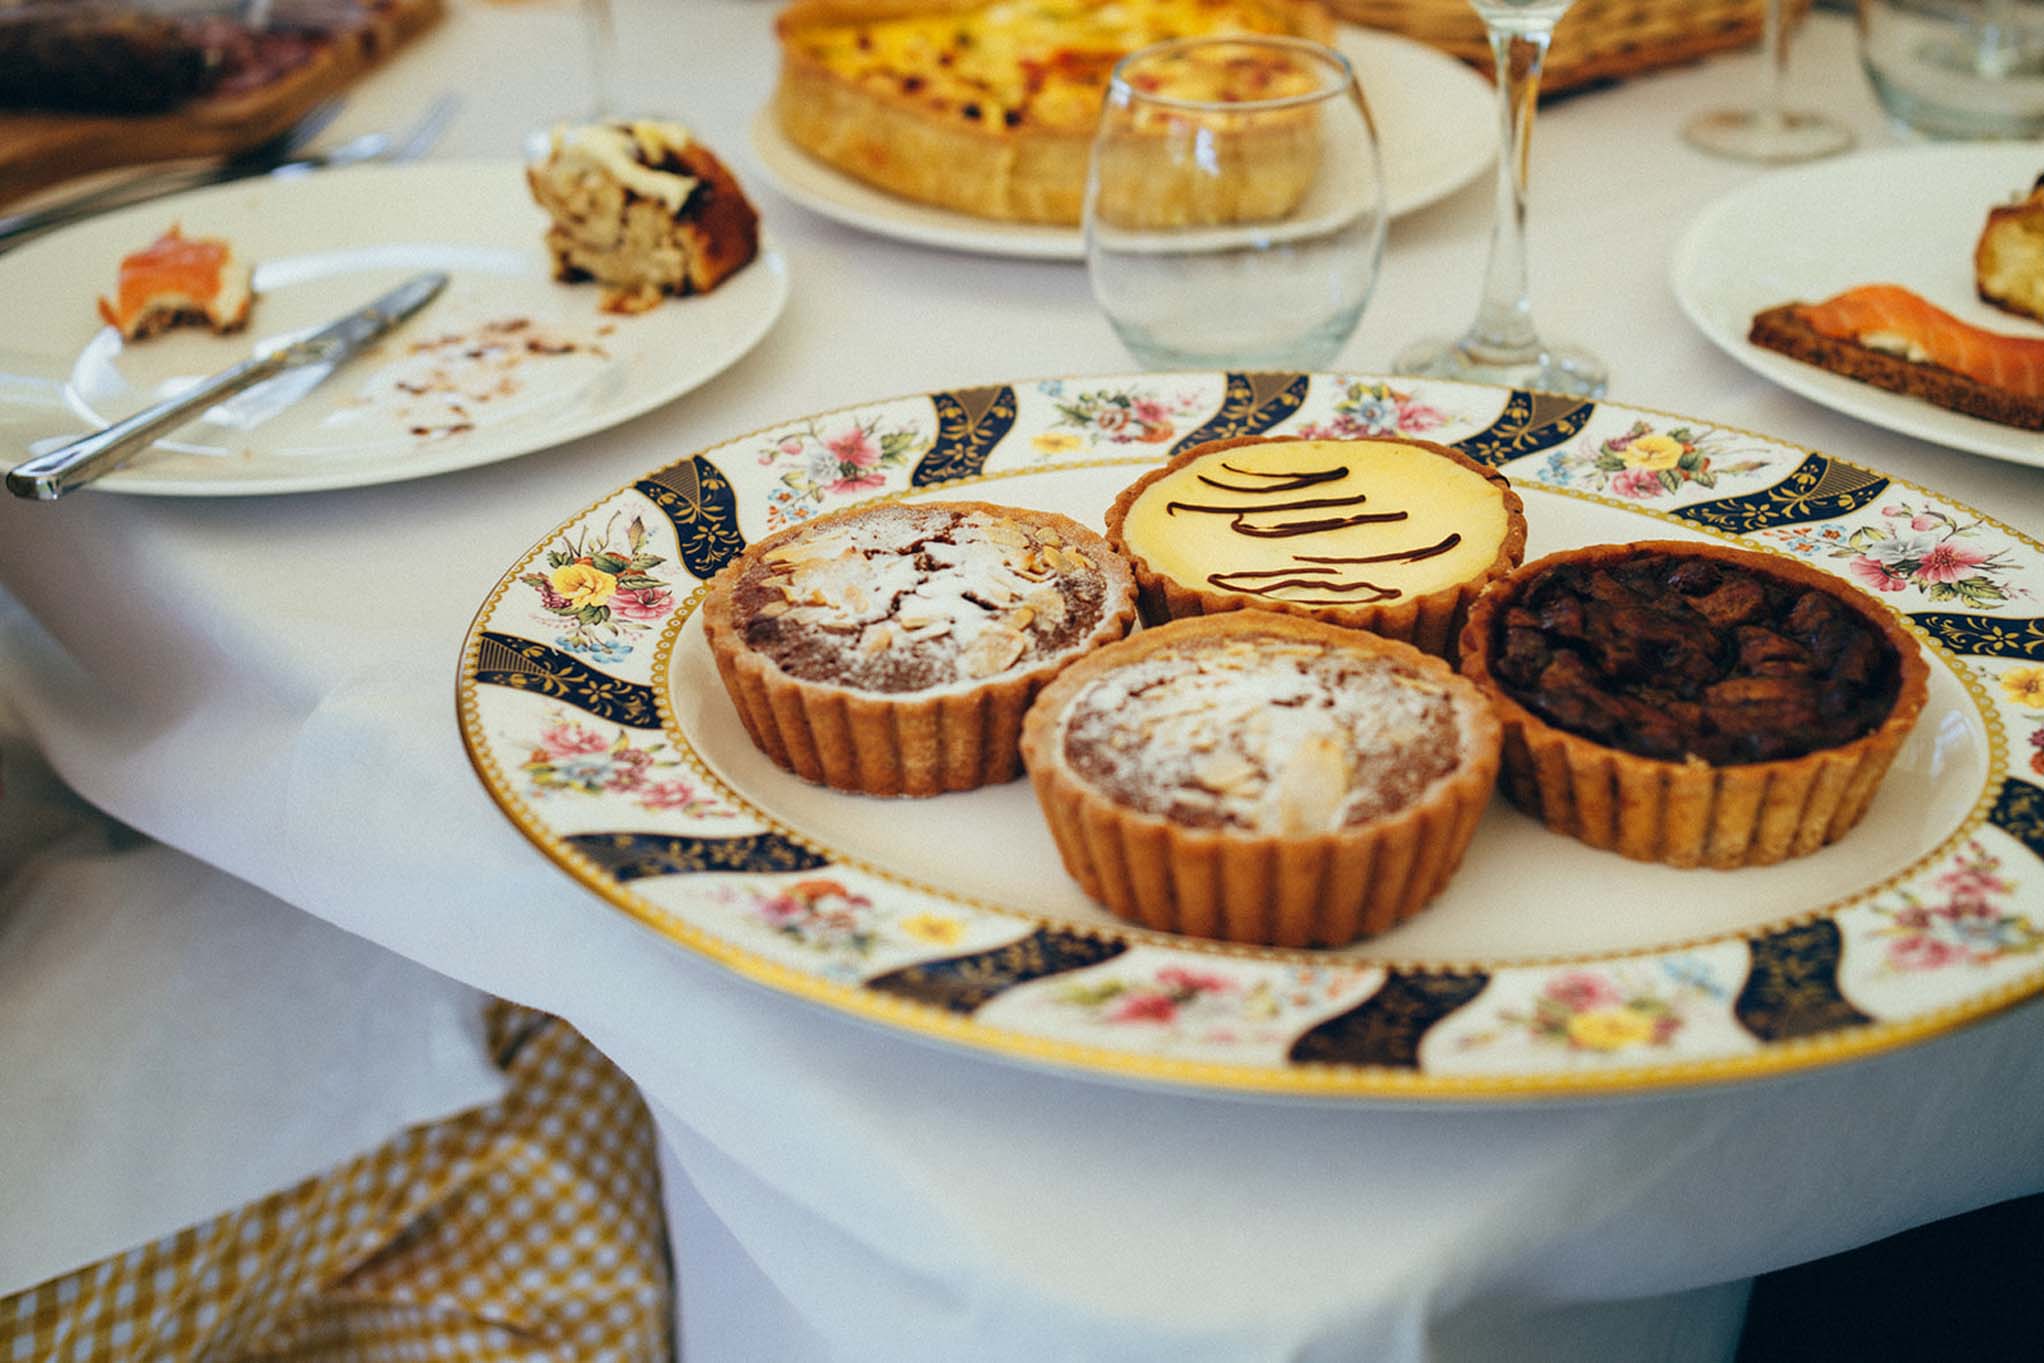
(1685, 0, 1853, 162)
(1393, 0, 1606, 397)
(1084, 36, 1387, 370)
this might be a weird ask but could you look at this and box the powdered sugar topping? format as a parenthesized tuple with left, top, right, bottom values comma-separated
(1059, 635, 1462, 834)
(737, 505, 1112, 693)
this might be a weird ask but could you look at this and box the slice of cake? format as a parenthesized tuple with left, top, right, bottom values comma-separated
(525, 119, 760, 315)
(1976, 175, 2044, 323)
(96, 226, 254, 341)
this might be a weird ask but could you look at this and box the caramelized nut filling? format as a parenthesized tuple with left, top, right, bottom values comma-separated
(1487, 550, 1904, 765)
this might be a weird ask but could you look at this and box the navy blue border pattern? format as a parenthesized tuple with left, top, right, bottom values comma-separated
(1287, 970, 1491, 1067)
(913, 385, 1019, 486)
(1451, 390, 1596, 468)
(1991, 778, 2044, 861)
(867, 929, 1127, 1014)
(1169, 372, 1309, 453)
(1734, 919, 1873, 1041)
(1910, 613, 2044, 661)
(1673, 453, 1889, 535)
(564, 832, 830, 881)
(637, 455, 747, 579)
(475, 632, 662, 729)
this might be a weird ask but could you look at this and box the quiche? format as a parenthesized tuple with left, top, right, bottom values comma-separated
(773, 0, 1337, 225)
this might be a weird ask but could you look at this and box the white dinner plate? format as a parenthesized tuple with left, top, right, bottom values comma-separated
(748, 26, 1496, 260)
(1672, 144, 2044, 470)
(459, 370, 2044, 1102)
(0, 160, 789, 496)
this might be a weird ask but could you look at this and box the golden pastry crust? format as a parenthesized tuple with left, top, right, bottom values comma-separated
(1457, 540, 1930, 869)
(1976, 176, 2044, 323)
(1021, 611, 1501, 947)
(1105, 434, 1528, 658)
(701, 500, 1137, 797)
(772, 0, 1334, 225)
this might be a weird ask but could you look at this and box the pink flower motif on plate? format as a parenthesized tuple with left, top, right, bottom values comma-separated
(1777, 502, 2026, 610)
(1873, 840, 2040, 973)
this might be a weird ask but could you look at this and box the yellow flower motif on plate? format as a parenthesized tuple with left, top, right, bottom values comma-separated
(899, 912, 965, 947)
(2001, 665, 2044, 708)
(1566, 1008, 1655, 1052)
(551, 562, 618, 609)
(1032, 431, 1086, 456)
(1622, 433, 1685, 470)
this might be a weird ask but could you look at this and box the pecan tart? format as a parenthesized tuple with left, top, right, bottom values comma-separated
(1105, 434, 1527, 657)
(772, 0, 1333, 225)
(1020, 612, 1500, 947)
(702, 501, 1137, 796)
(1458, 541, 1930, 868)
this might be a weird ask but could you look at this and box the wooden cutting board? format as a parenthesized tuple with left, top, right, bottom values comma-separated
(0, 0, 445, 208)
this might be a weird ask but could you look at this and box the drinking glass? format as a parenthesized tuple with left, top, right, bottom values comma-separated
(1860, 0, 2044, 139)
(1686, 0, 1854, 162)
(1393, 0, 1606, 396)
(1084, 36, 1387, 371)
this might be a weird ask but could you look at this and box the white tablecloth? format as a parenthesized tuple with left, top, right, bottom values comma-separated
(4, 3, 2043, 1358)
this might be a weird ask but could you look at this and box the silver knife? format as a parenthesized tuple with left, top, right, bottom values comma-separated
(6, 270, 448, 501)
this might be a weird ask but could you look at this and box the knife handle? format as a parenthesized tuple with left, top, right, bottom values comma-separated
(6, 348, 287, 500)
(0, 164, 246, 255)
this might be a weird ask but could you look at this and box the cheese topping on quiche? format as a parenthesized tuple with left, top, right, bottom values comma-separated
(789, 0, 1317, 131)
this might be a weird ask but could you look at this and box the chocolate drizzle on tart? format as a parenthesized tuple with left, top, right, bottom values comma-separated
(1155, 453, 1479, 604)
(728, 504, 1112, 694)
(1484, 548, 1904, 766)
(1108, 435, 1526, 656)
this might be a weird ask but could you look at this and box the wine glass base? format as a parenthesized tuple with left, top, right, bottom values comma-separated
(1392, 336, 1608, 398)
(1682, 109, 1854, 164)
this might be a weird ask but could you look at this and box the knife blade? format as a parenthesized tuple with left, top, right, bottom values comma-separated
(6, 270, 449, 501)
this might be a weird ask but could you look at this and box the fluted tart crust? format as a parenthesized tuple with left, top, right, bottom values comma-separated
(1105, 434, 1527, 658)
(772, 0, 1334, 225)
(1020, 611, 1501, 947)
(702, 500, 1137, 797)
(1457, 540, 1930, 869)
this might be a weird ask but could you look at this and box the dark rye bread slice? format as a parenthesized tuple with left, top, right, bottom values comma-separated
(1748, 303, 2044, 432)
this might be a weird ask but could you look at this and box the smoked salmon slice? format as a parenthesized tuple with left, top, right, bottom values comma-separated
(1792, 283, 2044, 398)
(96, 225, 254, 341)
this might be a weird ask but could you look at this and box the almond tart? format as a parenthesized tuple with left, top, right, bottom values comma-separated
(1458, 541, 1929, 869)
(1020, 611, 1501, 947)
(702, 500, 1136, 797)
(1105, 434, 1527, 658)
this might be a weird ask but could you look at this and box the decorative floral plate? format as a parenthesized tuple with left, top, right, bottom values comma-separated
(457, 372, 2044, 1100)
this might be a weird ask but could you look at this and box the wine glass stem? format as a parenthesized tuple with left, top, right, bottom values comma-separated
(1466, 23, 1552, 365)
(1762, 0, 1787, 131)
(583, 0, 619, 120)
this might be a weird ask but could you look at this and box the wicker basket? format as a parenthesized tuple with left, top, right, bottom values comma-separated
(1329, 0, 1810, 96)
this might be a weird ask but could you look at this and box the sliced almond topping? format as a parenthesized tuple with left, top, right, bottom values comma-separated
(1009, 606, 1035, 630)
(1023, 585, 1067, 630)
(1272, 733, 1349, 837)
(1194, 750, 1258, 793)
(984, 520, 1029, 549)
(1034, 525, 1063, 546)
(859, 623, 895, 654)
(756, 599, 790, 618)
(960, 626, 1029, 678)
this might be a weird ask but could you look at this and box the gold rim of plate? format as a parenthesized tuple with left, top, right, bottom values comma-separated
(455, 371, 2044, 1102)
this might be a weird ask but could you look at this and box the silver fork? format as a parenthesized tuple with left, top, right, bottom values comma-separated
(0, 93, 461, 254)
